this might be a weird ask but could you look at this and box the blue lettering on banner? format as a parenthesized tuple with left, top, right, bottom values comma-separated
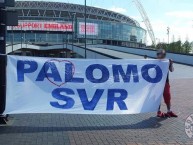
(112, 65, 139, 83)
(15, 59, 165, 111)
(36, 62, 62, 82)
(141, 64, 163, 83)
(77, 89, 104, 110)
(50, 88, 128, 110)
(50, 88, 75, 109)
(86, 64, 110, 83)
(16, 60, 163, 84)
(17, 60, 38, 82)
(65, 63, 84, 83)
(107, 89, 128, 110)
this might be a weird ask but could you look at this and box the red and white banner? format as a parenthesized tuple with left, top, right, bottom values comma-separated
(7, 21, 73, 32)
(79, 22, 98, 35)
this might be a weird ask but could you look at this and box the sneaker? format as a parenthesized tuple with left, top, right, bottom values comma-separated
(167, 111, 178, 117)
(157, 111, 166, 118)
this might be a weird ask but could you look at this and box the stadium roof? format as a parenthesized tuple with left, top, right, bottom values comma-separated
(13, 1, 140, 26)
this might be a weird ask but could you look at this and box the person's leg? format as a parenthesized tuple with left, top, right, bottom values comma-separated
(166, 104, 171, 112)
(158, 105, 161, 111)
(163, 83, 178, 117)
(157, 105, 166, 117)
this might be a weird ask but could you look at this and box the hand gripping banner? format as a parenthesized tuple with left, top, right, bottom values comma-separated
(4, 55, 169, 114)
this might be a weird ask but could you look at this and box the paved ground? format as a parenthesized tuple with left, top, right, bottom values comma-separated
(0, 52, 193, 145)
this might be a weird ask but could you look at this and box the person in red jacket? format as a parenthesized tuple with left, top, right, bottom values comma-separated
(156, 49, 178, 118)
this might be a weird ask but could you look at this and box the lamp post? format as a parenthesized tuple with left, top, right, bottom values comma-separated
(84, 0, 87, 58)
(11, 26, 14, 52)
(66, 26, 67, 49)
(167, 27, 170, 44)
(21, 26, 22, 49)
(63, 32, 65, 57)
(71, 13, 76, 52)
(24, 30, 26, 47)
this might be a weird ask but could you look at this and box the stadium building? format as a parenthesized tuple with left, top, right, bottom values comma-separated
(6, 1, 146, 57)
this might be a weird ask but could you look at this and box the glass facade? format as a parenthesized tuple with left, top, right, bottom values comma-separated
(77, 18, 146, 44)
(6, 18, 146, 48)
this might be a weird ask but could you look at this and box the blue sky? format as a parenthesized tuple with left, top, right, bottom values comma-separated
(21, 0, 193, 44)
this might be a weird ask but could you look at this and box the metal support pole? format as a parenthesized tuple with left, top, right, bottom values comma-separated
(21, 26, 22, 49)
(72, 14, 74, 52)
(24, 30, 26, 48)
(63, 32, 65, 58)
(167, 27, 170, 44)
(11, 26, 14, 52)
(84, 0, 87, 58)
(71, 13, 76, 58)
(66, 27, 67, 49)
(0, 8, 7, 124)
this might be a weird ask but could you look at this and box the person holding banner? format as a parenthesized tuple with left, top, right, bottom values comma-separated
(156, 49, 178, 118)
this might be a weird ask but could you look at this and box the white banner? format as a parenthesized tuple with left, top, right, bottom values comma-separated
(4, 56, 169, 114)
(7, 21, 73, 32)
(79, 22, 98, 35)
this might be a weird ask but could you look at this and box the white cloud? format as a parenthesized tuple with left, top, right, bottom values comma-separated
(148, 19, 193, 44)
(108, 6, 127, 14)
(131, 10, 193, 45)
(130, 15, 141, 21)
(166, 11, 193, 19)
(165, 12, 193, 40)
